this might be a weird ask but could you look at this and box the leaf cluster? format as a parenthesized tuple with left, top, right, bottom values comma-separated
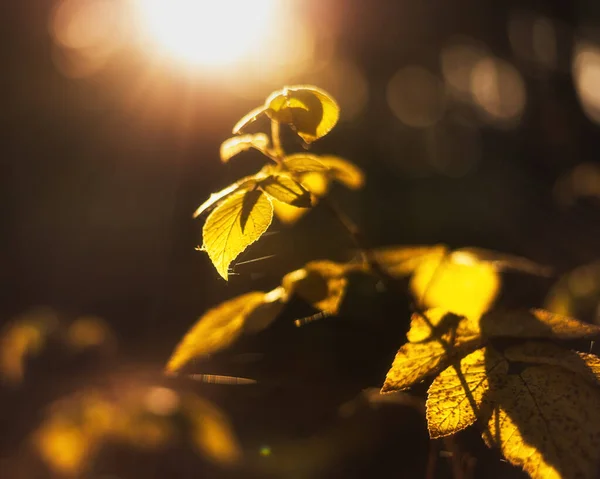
(172, 86, 600, 479)
(382, 307, 600, 479)
(195, 85, 364, 280)
(166, 260, 364, 372)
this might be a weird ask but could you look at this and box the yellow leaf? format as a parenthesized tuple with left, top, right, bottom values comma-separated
(295, 172, 329, 197)
(202, 189, 273, 280)
(166, 290, 285, 372)
(232, 105, 268, 134)
(480, 308, 600, 340)
(259, 175, 312, 208)
(578, 352, 600, 380)
(318, 156, 365, 190)
(192, 176, 257, 219)
(382, 308, 482, 393)
(34, 417, 92, 476)
(426, 347, 507, 438)
(184, 395, 241, 465)
(454, 247, 552, 276)
(273, 172, 329, 225)
(381, 336, 482, 393)
(0, 309, 59, 385)
(265, 85, 340, 143)
(544, 260, 600, 318)
(410, 249, 500, 319)
(406, 308, 480, 344)
(282, 153, 328, 173)
(369, 245, 448, 278)
(484, 365, 600, 479)
(66, 316, 112, 350)
(502, 341, 600, 386)
(281, 261, 360, 315)
(219, 133, 270, 163)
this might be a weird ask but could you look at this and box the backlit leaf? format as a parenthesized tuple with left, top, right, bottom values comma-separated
(406, 308, 479, 344)
(544, 261, 600, 318)
(0, 309, 59, 385)
(166, 290, 285, 372)
(410, 249, 500, 319)
(480, 308, 600, 340)
(282, 153, 328, 173)
(369, 245, 448, 278)
(426, 347, 507, 438)
(273, 172, 330, 224)
(34, 415, 92, 476)
(502, 341, 600, 386)
(192, 176, 257, 219)
(219, 133, 270, 163)
(184, 395, 241, 465)
(484, 365, 600, 479)
(381, 337, 482, 393)
(259, 175, 312, 207)
(579, 352, 600, 380)
(232, 105, 268, 134)
(266, 85, 339, 143)
(318, 156, 365, 190)
(281, 260, 361, 315)
(455, 247, 552, 276)
(382, 310, 482, 393)
(202, 189, 273, 280)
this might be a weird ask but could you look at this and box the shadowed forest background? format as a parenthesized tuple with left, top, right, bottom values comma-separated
(2, 0, 600, 477)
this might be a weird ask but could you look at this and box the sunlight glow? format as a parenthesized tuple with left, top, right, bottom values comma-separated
(135, 0, 277, 66)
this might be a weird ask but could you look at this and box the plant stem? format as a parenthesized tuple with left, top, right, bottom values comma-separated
(322, 197, 471, 479)
(321, 196, 393, 285)
(271, 119, 284, 161)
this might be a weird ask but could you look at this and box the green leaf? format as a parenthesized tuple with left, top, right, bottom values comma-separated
(166, 289, 286, 372)
(258, 175, 312, 208)
(231, 105, 268, 134)
(480, 308, 600, 340)
(265, 85, 340, 144)
(202, 189, 273, 280)
(219, 133, 270, 163)
(484, 364, 600, 479)
(192, 177, 257, 219)
(282, 153, 328, 173)
(426, 347, 507, 438)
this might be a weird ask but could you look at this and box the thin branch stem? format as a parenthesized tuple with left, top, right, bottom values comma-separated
(271, 119, 284, 162)
(320, 196, 393, 285)
(322, 196, 471, 479)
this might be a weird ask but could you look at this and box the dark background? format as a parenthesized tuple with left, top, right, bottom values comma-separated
(2, 0, 600, 477)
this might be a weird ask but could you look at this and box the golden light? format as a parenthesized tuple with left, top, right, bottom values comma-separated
(470, 56, 526, 126)
(573, 41, 600, 125)
(386, 66, 445, 128)
(135, 0, 278, 67)
(508, 10, 558, 70)
(441, 37, 490, 98)
(50, 0, 126, 78)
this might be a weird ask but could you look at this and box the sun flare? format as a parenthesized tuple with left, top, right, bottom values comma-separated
(135, 0, 277, 66)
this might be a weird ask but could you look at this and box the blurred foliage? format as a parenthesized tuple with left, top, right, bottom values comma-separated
(0, 309, 241, 478)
